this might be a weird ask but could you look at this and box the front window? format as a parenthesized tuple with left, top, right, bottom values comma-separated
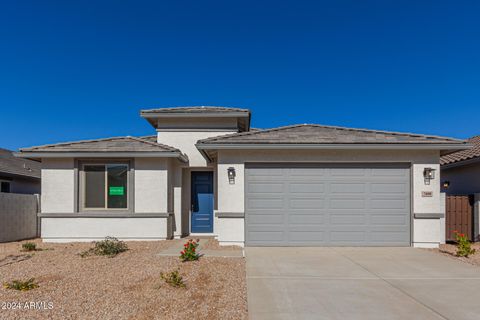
(0, 180, 11, 193)
(83, 164, 128, 210)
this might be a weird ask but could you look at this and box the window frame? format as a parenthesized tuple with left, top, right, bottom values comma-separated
(79, 160, 133, 212)
(0, 179, 11, 193)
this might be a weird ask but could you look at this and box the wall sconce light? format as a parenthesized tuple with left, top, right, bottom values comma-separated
(423, 167, 436, 185)
(227, 167, 236, 184)
(443, 181, 450, 189)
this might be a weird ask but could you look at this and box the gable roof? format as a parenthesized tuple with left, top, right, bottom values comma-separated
(440, 135, 480, 166)
(16, 136, 188, 162)
(140, 106, 250, 114)
(0, 148, 41, 179)
(197, 124, 465, 145)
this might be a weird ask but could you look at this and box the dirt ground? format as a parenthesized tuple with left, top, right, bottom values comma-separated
(427, 243, 480, 267)
(0, 239, 247, 320)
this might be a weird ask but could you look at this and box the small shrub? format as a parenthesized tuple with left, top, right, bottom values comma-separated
(160, 269, 185, 288)
(3, 278, 39, 291)
(180, 239, 200, 262)
(80, 236, 128, 258)
(21, 242, 37, 252)
(454, 231, 476, 257)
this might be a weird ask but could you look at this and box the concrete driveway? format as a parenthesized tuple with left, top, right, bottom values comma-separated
(246, 247, 480, 320)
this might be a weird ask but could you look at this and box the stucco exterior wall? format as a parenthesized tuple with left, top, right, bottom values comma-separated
(40, 157, 177, 242)
(157, 131, 236, 167)
(41, 158, 75, 213)
(41, 217, 170, 242)
(215, 149, 443, 247)
(134, 158, 169, 213)
(441, 162, 480, 195)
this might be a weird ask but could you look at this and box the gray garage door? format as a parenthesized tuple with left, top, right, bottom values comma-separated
(245, 164, 411, 246)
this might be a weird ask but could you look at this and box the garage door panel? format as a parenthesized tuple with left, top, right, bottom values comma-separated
(371, 183, 408, 193)
(288, 214, 325, 224)
(290, 198, 325, 209)
(247, 198, 284, 209)
(247, 231, 285, 242)
(245, 164, 411, 246)
(371, 168, 408, 176)
(289, 231, 325, 242)
(370, 231, 409, 243)
(248, 213, 284, 224)
(330, 214, 367, 225)
(330, 183, 366, 193)
(330, 231, 366, 242)
(329, 199, 366, 209)
(370, 199, 408, 209)
(289, 183, 325, 193)
(247, 171, 284, 181)
(248, 183, 284, 193)
(370, 214, 408, 225)
(330, 168, 366, 176)
(288, 168, 326, 177)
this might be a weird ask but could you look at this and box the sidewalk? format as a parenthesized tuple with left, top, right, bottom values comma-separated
(157, 238, 244, 258)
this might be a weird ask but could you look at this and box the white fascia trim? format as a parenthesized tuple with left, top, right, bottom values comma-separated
(15, 152, 188, 162)
(196, 143, 471, 151)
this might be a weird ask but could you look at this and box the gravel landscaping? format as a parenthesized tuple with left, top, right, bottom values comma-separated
(427, 243, 480, 267)
(0, 239, 247, 320)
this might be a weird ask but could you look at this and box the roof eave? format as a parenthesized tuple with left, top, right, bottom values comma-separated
(0, 170, 41, 180)
(196, 143, 472, 163)
(140, 112, 250, 118)
(14, 151, 189, 163)
(198, 149, 214, 163)
(441, 156, 480, 169)
(196, 143, 471, 151)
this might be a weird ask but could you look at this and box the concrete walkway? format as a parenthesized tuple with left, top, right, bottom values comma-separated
(157, 239, 244, 258)
(246, 247, 480, 320)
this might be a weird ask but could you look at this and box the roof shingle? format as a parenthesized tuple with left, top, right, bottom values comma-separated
(197, 124, 465, 145)
(440, 135, 480, 165)
(0, 148, 41, 179)
(141, 106, 250, 114)
(19, 136, 180, 153)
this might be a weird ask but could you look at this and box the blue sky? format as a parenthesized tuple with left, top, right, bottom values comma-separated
(1, 1, 479, 150)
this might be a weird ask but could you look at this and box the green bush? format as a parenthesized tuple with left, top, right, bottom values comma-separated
(454, 231, 476, 257)
(160, 269, 185, 288)
(3, 278, 39, 291)
(80, 237, 128, 258)
(21, 242, 37, 252)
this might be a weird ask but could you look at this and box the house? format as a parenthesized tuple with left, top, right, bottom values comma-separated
(0, 148, 41, 194)
(15, 106, 469, 247)
(440, 135, 480, 195)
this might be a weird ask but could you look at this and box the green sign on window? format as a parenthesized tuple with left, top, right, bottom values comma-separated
(109, 186, 124, 196)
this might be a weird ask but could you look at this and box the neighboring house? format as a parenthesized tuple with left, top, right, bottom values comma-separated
(440, 135, 480, 195)
(16, 106, 469, 247)
(0, 148, 40, 194)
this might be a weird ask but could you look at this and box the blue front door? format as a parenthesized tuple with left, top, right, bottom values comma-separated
(191, 172, 214, 233)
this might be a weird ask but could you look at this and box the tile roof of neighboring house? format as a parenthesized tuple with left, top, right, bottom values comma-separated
(140, 106, 250, 114)
(197, 124, 465, 145)
(19, 136, 181, 153)
(440, 135, 480, 165)
(137, 135, 157, 143)
(0, 148, 41, 179)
